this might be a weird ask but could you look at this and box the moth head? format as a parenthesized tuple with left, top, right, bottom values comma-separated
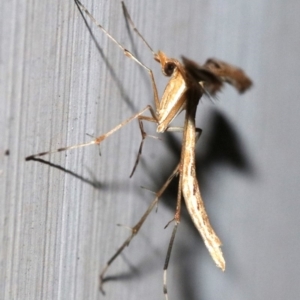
(155, 51, 177, 77)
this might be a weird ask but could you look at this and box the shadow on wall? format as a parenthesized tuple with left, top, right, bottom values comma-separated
(200, 109, 253, 174)
(154, 108, 255, 300)
(161, 108, 254, 207)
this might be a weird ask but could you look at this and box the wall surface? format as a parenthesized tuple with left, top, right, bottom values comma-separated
(1, 1, 300, 300)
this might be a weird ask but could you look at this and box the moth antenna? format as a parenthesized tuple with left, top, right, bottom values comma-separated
(121, 1, 156, 56)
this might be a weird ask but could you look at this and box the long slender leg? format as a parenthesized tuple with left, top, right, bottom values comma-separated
(162, 127, 202, 299)
(25, 105, 157, 160)
(129, 117, 162, 178)
(163, 222, 179, 300)
(74, 0, 160, 109)
(129, 123, 202, 178)
(129, 123, 202, 181)
(121, 1, 155, 56)
(162, 154, 183, 300)
(127, 126, 203, 297)
(99, 161, 181, 294)
(129, 119, 161, 178)
(129, 120, 147, 178)
(25, 1, 162, 161)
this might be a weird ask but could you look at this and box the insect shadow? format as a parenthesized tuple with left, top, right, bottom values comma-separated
(27, 109, 252, 299)
(28, 157, 103, 189)
(26, 6, 152, 191)
(160, 109, 253, 300)
(101, 109, 253, 299)
(76, 1, 149, 113)
(160, 108, 253, 207)
(200, 110, 253, 173)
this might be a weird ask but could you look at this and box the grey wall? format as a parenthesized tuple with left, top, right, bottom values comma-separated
(1, 0, 300, 299)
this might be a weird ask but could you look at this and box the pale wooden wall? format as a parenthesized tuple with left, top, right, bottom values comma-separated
(1, 1, 300, 299)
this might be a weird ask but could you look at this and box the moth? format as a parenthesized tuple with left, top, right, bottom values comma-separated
(26, 1, 252, 298)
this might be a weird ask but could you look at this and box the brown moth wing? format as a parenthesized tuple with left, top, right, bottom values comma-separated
(181, 56, 223, 95)
(181, 56, 253, 94)
(203, 58, 253, 93)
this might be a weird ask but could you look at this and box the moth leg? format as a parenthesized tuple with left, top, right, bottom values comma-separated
(130, 125, 202, 178)
(163, 222, 179, 300)
(99, 162, 181, 294)
(129, 117, 159, 178)
(25, 105, 156, 160)
(162, 126, 202, 299)
(121, 1, 155, 55)
(163, 173, 182, 300)
(74, 0, 160, 110)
